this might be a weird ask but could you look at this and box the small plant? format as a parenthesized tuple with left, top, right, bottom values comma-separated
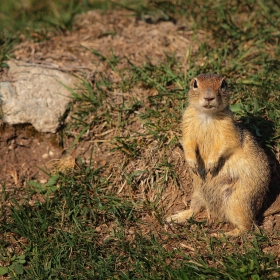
(28, 174, 59, 194)
(0, 254, 26, 277)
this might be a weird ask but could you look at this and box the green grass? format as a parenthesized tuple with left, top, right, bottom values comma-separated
(1, 0, 280, 278)
(1, 166, 279, 279)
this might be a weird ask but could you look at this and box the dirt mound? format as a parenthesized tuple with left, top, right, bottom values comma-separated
(12, 10, 207, 72)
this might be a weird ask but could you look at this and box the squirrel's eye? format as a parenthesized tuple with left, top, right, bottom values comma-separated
(221, 79, 228, 90)
(193, 80, 198, 89)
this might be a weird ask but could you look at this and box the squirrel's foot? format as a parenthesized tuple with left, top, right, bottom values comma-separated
(165, 209, 193, 224)
(211, 228, 244, 238)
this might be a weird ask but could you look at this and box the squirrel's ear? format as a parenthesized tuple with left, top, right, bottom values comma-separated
(190, 78, 198, 89)
(221, 79, 228, 90)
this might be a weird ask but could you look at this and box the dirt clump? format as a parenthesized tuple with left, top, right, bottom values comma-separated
(0, 124, 62, 187)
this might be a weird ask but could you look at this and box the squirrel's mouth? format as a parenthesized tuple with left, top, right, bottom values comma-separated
(203, 105, 215, 109)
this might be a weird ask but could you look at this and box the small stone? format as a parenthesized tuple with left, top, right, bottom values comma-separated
(95, 227, 101, 232)
(18, 138, 32, 147)
(42, 153, 49, 159)
(28, 200, 35, 206)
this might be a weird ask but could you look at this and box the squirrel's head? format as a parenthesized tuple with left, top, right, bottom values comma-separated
(188, 74, 230, 114)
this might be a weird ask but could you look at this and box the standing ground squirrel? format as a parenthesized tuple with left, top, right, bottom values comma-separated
(166, 73, 270, 237)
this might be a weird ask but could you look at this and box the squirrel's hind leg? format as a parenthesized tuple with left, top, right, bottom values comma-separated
(212, 198, 253, 237)
(165, 192, 204, 224)
(211, 228, 244, 238)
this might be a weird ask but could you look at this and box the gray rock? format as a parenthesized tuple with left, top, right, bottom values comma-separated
(0, 61, 76, 133)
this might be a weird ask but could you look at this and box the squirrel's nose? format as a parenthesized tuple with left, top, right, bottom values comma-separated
(204, 88, 215, 102)
(204, 97, 215, 102)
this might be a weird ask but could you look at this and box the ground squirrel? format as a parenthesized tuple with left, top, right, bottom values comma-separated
(166, 73, 270, 237)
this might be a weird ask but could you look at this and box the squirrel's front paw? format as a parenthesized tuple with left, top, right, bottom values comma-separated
(205, 160, 219, 174)
(186, 158, 198, 173)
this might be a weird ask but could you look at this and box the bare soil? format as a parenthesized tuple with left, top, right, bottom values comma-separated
(1, 10, 280, 257)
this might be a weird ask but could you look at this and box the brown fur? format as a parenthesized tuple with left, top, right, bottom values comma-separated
(166, 74, 270, 236)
